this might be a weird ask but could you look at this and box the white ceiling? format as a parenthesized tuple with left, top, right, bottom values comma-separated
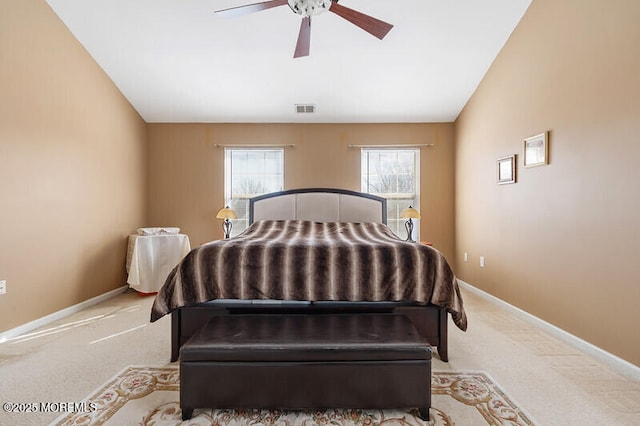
(46, 0, 531, 123)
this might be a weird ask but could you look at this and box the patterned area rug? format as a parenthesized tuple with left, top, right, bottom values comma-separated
(53, 366, 536, 425)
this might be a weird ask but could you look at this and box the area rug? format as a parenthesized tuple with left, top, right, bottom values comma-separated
(53, 366, 536, 425)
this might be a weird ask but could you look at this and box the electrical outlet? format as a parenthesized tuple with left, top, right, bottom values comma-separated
(479, 257, 485, 267)
(0, 280, 6, 295)
(464, 252, 468, 262)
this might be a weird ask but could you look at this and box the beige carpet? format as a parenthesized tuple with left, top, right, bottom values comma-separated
(53, 366, 535, 425)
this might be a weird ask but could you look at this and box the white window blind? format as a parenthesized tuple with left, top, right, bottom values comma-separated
(361, 148, 420, 240)
(224, 148, 284, 236)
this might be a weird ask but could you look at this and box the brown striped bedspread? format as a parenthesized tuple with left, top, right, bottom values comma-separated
(150, 220, 467, 330)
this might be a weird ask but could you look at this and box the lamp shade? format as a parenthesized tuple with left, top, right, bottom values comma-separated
(216, 206, 237, 220)
(400, 206, 421, 219)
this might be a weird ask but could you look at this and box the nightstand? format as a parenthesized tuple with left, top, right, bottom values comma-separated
(126, 233, 191, 294)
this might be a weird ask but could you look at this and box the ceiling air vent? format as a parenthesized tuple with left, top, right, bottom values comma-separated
(295, 104, 315, 114)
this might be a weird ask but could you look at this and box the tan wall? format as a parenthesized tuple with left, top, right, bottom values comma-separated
(455, 0, 640, 365)
(0, 1, 147, 332)
(147, 123, 456, 260)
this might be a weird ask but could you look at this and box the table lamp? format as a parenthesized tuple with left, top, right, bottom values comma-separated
(400, 206, 421, 242)
(216, 206, 237, 239)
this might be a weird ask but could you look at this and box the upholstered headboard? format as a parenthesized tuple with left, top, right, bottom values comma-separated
(249, 188, 387, 224)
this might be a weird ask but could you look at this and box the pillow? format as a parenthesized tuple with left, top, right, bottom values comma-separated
(137, 227, 180, 236)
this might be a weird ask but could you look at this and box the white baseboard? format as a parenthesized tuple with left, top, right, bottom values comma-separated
(457, 279, 640, 381)
(0, 285, 128, 344)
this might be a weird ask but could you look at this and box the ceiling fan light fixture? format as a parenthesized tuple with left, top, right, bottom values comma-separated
(288, 0, 332, 17)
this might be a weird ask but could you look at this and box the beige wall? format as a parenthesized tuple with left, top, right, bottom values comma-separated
(5, 0, 636, 370)
(147, 123, 456, 260)
(0, 1, 147, 332)
(455, 0, 640, 365)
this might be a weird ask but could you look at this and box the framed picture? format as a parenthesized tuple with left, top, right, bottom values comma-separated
(523, 131, 548, 167)
(497, 155, 516, 185)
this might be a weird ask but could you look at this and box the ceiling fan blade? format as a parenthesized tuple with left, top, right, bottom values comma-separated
(294, 16, 311, 58)
(215, 0, 288, 18)
(329, 2, 393, 40)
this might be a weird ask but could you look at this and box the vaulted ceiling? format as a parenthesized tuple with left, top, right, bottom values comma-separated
(46, 0, 531, 123)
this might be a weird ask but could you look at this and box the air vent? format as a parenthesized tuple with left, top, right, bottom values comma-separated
(295, 104, 315, 114)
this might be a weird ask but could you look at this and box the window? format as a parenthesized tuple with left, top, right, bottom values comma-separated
(224, 148, 284, 236)
(361, 148, 420, 240)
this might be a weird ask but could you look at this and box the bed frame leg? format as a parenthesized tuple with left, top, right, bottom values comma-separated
(418, 407, 430, 421)
(181, 407, 193, 420)
(171, 311, 180, 362)
(438, 345, 448, 362)
(438, 308, 448, 362)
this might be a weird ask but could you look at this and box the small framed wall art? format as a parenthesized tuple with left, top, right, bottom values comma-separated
(497, 154, 516, 185)
(523, 131, 549, 167)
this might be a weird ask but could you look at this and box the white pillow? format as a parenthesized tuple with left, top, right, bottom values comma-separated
(137, 227, 180, 235)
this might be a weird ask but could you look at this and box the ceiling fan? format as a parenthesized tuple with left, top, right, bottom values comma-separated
(215, 0, 393, 58)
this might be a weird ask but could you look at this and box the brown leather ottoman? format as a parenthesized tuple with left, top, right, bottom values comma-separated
(180, 313, 431, 420)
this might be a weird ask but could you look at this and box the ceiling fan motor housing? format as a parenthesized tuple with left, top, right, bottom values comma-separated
(288, 0, 332, 17)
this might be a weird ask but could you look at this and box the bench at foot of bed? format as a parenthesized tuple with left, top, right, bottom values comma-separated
(179, 313, 431, 420)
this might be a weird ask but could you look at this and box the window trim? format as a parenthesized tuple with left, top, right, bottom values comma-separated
(223, 147, 285, 236)
(360, 147, 420, 240)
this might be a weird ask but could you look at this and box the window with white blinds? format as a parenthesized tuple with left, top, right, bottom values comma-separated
(361, 148, 420, 240)
(224, 148, 284, 236)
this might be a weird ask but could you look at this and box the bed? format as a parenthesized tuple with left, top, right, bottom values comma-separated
(151, 188, 467, 362)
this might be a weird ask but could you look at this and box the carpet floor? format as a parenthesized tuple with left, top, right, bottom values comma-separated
(1, 287, 638, 425)
(53, 366, 535, 425)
